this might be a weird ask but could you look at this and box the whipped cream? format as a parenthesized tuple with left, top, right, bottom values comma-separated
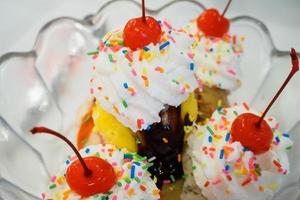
(186, 104, 292, 200)
(181, 19, 244, 91)
(90, 20, 198, 131)
(44, 144, 159, 200)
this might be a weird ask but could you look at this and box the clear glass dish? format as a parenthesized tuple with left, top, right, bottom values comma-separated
(0, 0, 299, 199)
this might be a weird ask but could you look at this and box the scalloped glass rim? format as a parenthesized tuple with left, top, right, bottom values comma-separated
(0, 0, 300, 199)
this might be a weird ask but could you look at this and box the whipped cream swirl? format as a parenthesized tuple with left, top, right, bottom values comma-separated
(186, 104, 292, 200)
(181, 19, 244, 91)
(90, 20, 198, 131)
(44, 144, 159, 200)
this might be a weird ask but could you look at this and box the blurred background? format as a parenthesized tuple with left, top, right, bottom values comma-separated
(0, 0, 300, 56)
(0, 1, 300, 199)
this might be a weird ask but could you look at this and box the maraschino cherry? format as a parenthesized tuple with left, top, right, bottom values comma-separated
(123, 0, 162, 50)
(197, 0, 232, 38)
(31, 127, 116, 197)
(231, 48, 299, 154)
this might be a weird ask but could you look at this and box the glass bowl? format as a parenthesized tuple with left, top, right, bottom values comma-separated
(0, 0, 299, 199)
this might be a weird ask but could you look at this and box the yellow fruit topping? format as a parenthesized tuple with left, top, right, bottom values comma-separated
(92, 101, 137, 152)
(181, 92, 198, 122)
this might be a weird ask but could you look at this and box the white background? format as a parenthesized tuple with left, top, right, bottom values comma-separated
(0, 0, 300, 56)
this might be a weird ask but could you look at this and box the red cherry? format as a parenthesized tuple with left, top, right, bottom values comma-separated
(197, 8, 229, 38)
(66, 156, 116, 197)
(30, 127, 117, 197)
(123, 16, 162, 50)
(230, 48, 299, 155)
(230, 113, 273, 154)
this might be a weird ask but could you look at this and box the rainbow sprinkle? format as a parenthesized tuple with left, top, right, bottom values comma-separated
(159, 41, 170, 50)
(187, 104, 292, 197)
(44, 144, 160, 199)
(89, 19, 199, 132)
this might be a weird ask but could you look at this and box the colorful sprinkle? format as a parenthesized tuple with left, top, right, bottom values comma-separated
(206, 126, 214, 135)
(243, 147, 250, 152)
(286, 146, 292, 150)
(87, 50, 98, 55)
(131, 69, 137, 76)
(180, 87, 186, 94)
(226, 175, 232, 181)
(162, 137, 169, 143)
(155, 66, 165, 73)
(282, 133, 289, 138)
(159, 41, 170, 50)
(258, 185, 264, 192)
(49, 184, 56, 189)
(137, 118, 144, 129)
(130, 165, 136, 178)
(274, 123, 279, 130)
(134, 177, 141, 183)
(227, 69, 237, 75)
(62, 190, 71, 199)
(255, 164, 262, 176)
(90, 88, 94, 94)
(273, 160, 281, 168)
(140, 185, 147, 191)
(108, 54, 114, 62)
(187, 52, 194, 60)
(124, 177, 131, 184)
(212, 179, 222, 185)
(163, 21, 172, 30)
(142, 163, 154, 170)
(113, 105, 119, 113)
(242, 102, 250, 111)
(170, 175, 176, 182)
(190, 63, 195, 71)
(268, 183, 279, 191)
(177, 154, 182, 162)
(148, 156, 156, 162)
(225, 165, 230, 171)
(152, 189, 160, 196)
(122, 100, 128, 108)
(50, 176, 56, 183)
(127, 188, 135, 196)
(124, 154, 133, 159)
(225, 133, 230, 141)
(219, 149, 224, 159)
(125, 54, 133, 62)
(204, 181, 210, 187)
(241, 177, 252, 186)
(168, 35, 176, 43)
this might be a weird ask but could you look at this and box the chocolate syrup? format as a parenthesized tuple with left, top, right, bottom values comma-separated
(137, 106, 186, 188)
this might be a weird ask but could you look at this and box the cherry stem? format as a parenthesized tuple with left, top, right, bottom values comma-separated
(222, 0, 232, 16)
(142, 0, 146, 23)
(257, 48, 299, 126)
(30, 126, 92, 177)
